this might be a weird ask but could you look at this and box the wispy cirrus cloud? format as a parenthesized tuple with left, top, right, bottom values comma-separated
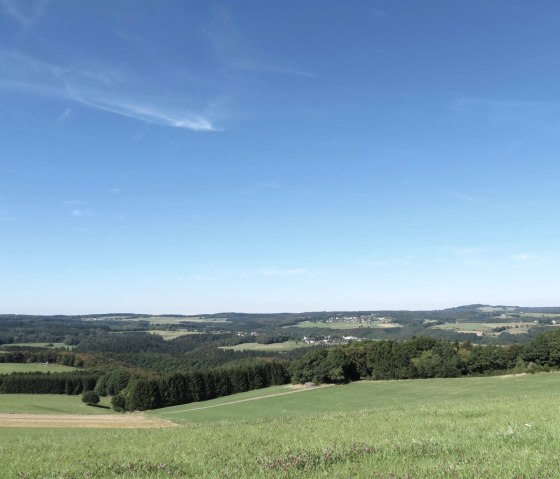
(0, 50, 218, 131)
(0, 0, 49, 28)
(451, 97, 556, 113)
(444, 189, 476, 202)
(259, 268, 307, 277)
(370, 256, 414, 268)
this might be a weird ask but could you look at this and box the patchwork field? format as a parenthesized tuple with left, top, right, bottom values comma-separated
(0, 363, 77, 373)
(2, 373, 560, 478)
(293, 320, 401, 329)
(142, 316, 231, 325)
(220, 341, 311, 352)
(430, 321, 536, 336)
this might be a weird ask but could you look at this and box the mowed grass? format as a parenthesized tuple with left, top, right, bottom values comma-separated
(294, 320, 401, 329)
(150, 373, 560, 423)
(0, 363, 77, 373)
(0, 394, 113, 414)
(2, 374, 560, 478)
(220, 341, 311, 352)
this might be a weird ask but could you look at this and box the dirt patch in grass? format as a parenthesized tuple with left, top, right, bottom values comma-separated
(0, 413, 176, 429)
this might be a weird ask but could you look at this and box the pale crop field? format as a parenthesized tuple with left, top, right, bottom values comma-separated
(220, 341, 311, 352)
(293, 320, 401, 329)
(0, 363, 77, 373)
(2, 373, 560, 478)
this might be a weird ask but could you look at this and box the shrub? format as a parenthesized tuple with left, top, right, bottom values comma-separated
(82, 390, 100, 405)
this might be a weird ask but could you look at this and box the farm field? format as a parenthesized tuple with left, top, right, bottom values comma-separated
(2, 373, 560, 478)
(150, 372, 560, 423)
(0, 363, 77, 373)
(142, 316, 231, 325)
(430, 321, 536, 336)
(293, 320, 401, 329)
(147, 330, 202, 340)
(0, 394, 113, 414)
(220, 340, 311, 351)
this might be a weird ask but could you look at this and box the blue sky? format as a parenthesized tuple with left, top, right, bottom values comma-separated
(1, 1, 559, 314)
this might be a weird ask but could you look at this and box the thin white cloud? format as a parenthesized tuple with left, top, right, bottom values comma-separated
(259, 268, 307, 277)
(370, 257, 414, 268)
(56, 107, 71, 123)
(244, 180, 281, 194)
(368, 8, 388, 19)
(70, 94, 217, 131)
(232, 60, 320, 79)
(445, 189, 475, 202)
(513, 253, 538, 262)
(451, 97, 555, 113)
(110, 187, 121, 194)
(71, 209, 83, 217)
(0, 0, 48, 28)
(454, 248, 479, 256)
(0, 50, 218, 131)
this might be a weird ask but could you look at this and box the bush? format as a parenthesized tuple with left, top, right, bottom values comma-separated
(82, 390, 100, 405)
(111, 394, 126, 412)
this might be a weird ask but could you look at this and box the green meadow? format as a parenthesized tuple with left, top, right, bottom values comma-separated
(2, 373, 560, 478)
(0, 363, 77, 373)
(0, 394, 113, 414)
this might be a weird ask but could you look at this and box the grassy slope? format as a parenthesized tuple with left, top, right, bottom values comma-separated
(150, 373, 560, 423)
(2, 374, 560, 478)
(0, 394, 113, 414)
(0, 363, 77, 373)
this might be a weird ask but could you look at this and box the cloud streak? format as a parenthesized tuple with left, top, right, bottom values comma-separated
(0, 0, 48, 28)
(0, 50, 218, 131)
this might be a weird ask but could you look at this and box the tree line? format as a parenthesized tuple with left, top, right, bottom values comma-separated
(290, 331, 560, 384)
(116, 360, 290, 411)
(0, 371, 98, 394)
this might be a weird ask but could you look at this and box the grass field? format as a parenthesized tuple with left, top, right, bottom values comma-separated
(0, 394, 113, 414)
(2, 374, 560, 477)
(0, 363, 77, 373)
(431, 321, 535, 336)
(220, 341, 311, 352)
(148, 330, 202, 340)
(293, 320, 401, 330)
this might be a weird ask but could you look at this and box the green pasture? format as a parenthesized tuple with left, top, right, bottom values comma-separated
(2, 373, 560, 478)
(0, 363, 77, 373)
(520, 312, 560, 318)
(431, 321, 535, 335)
(151, 372, 560, 424)
(0, 394, 113, 414)
(293, 320, 401, 330)
(220, 341, 311, 352)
